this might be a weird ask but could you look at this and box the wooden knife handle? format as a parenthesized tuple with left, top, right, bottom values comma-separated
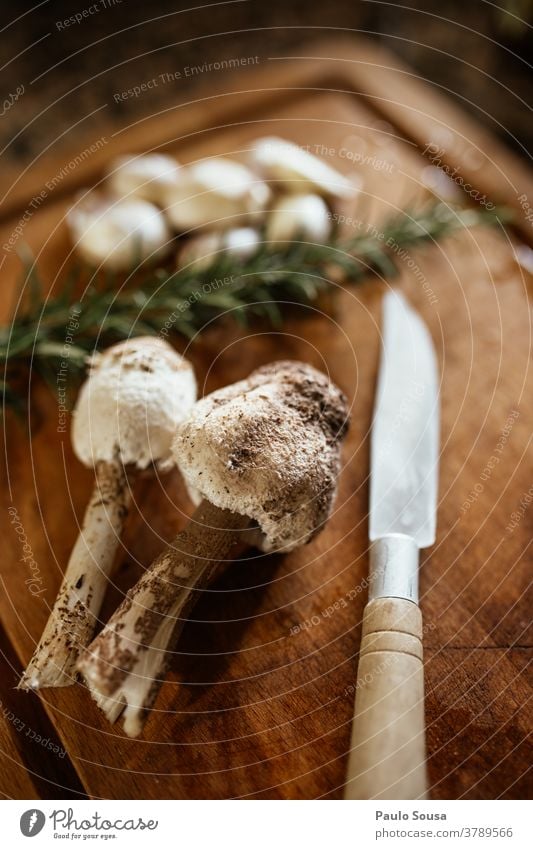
(344, 597, 428, 800)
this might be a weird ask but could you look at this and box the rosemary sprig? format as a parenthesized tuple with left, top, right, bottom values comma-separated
(1, 202, 509, 412)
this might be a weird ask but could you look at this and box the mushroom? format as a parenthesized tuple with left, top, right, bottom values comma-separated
(67, 191, 171, 270)
(177, 226, 261, 271)
(106, 153, 181, 204)
(163, 157, 270, 232)
(19, 337, 196, 690)
(266, 193, 331, 245)
(77, 360, 349, 736)
(252, 136, 360, 199)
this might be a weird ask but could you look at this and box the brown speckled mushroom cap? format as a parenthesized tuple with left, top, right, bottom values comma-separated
(173, 361, 349, 552)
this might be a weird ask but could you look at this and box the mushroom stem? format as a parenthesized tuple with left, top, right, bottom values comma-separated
(19, 461, 132, 690)
(77, 500, 252, 737)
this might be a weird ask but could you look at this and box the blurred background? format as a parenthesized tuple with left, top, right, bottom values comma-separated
(1, 0, 532, 172)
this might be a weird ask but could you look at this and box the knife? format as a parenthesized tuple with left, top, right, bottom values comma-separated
(344, 290, 439, 800)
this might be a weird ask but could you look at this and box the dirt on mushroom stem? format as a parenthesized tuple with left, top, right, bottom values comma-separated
(77, 500, 253, 737)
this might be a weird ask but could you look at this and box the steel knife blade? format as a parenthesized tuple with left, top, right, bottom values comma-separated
(369, 290, 440, 549)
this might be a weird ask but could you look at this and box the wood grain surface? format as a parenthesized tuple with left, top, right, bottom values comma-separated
(1, 39, 531, 800)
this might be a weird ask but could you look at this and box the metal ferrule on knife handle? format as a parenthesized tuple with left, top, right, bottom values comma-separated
(369, 534, 420, 603)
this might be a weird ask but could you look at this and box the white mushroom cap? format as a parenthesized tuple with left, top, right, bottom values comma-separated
(164, 157, 270, 232)
(177, 227, 260, 271)
(224, 226, 261, 257)
(266, 193, 331, 245)
(252, 136, 360, 199)
(72, 338, 197, 470)
(106, 154, 181, 204)
(67, 192, 171, 271)
(173, 361, 349, 552)
(178, 232, 222, 272)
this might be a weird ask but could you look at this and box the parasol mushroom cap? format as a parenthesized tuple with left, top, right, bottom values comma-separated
(106, 153, 181, 204)
(173, 361, 349, 552)
(72, 337, 196, 470)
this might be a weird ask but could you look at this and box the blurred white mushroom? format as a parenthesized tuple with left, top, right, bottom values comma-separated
(67, 191, 171, 270)
(106, 153, 181, 204)
(178, 227, 261, 271)
(514, 244, 533, 275)
(252, 136, 360, 199)
(224, 226, 261, 256)
(420, 165, 461, 202)
(178, 232, 221, 272)
(266, 193, 331, 245)
(164, 157, 270, 232)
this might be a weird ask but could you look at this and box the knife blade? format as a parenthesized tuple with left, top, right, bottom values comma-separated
(344, 291, 440, 801)
(370, 290, 439, 547)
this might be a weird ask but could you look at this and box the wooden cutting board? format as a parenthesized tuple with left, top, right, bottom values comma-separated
(1, 38, 531, 800)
